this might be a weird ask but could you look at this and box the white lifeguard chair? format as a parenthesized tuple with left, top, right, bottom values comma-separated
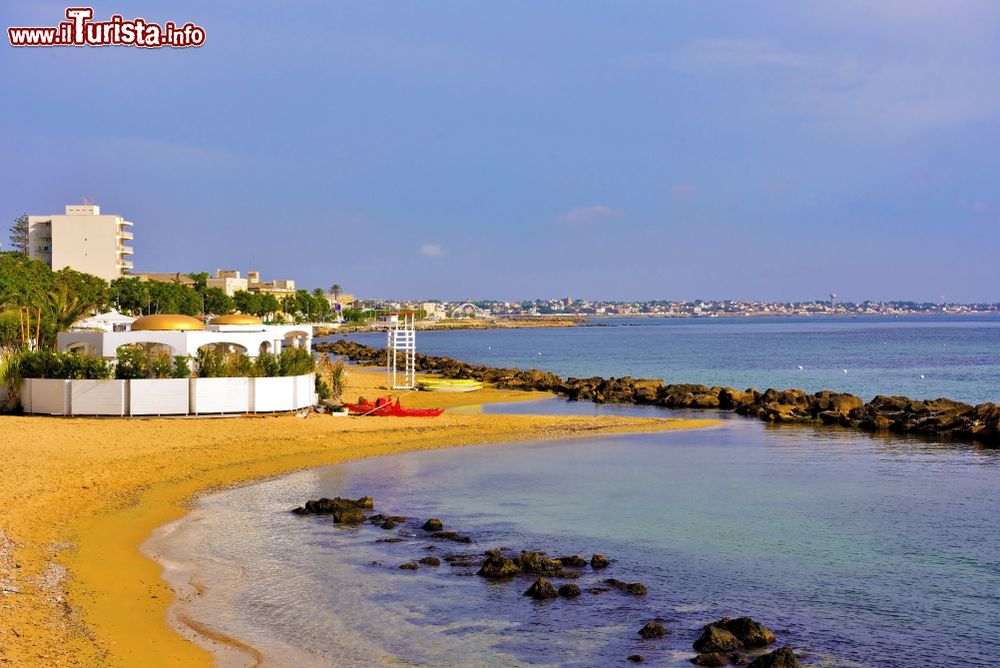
(386, 312, 416, 389)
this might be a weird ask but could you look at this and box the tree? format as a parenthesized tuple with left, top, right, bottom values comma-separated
(187, 271, 209, 292)
(8, 214, 29, 255)
(259, 294, 280, 319)
(329, 283, 342, 300)
(203, 287, 234, 315)
(233, 290, 261, 316)
(110, 277, 150, 314)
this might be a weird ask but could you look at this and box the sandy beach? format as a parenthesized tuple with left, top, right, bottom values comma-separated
(0, 370, 716, 667)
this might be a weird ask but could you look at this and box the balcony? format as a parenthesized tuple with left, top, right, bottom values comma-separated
(119, 260, 134, 270)
(118, 230, 133, 240)
(118, 245, 134, 255)
(118, 220, 133, 227)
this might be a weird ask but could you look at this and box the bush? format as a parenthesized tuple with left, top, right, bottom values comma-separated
(172, 356, 191, 379)
(252, 352, 281, 377)
(315, 374, 331, 402)
(115, 346, 147, 380)
(19, 350, 111, 380)
(149, 352, 173, 379)
(279, 347, 315, 376)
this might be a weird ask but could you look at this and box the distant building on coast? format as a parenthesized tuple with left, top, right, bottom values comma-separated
(208, 269, 249, 296)
(27, 203, 134, 282)
(247, 271, 296, 297)
(134, 272, 196, 287)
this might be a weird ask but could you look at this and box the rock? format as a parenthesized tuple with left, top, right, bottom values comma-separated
(638, 621, 666, 639)
(590, 554, 610, 569)
(587, 587, 610, 594)
(421, 519, 443, 531)
(557, 555, 588, 568)
(332, 507, 366, 524)
(477, 549, 520, 579)
(691, 653, 727, 667)
(715, 617, 776, 648)
(747, 647, 800, 668)
(693, 625, 740, 653)
(431, 531, 472, 543)
(388, 515, 406, 523)
(523, 578, 558, 600)
(301, 496, 373, 514)
(604, 578, 647, 595)
(627, 655, 645, 663)
(399, 563, 418, 570)
(380, 520, 396, 529)
(516, 551, 564, 574)
(418, 556, 441, 567)
(557, 584, 582, 598)
(728, 654, 751, 666)
(551, 570, 581, 579)
(375, 537, 402, 543)
(291, 507, 309, 515)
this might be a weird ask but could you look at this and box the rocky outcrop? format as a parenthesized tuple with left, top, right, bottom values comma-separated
(317, 339, 1000, 447)
(523, 577, 558, 599)
(638, 620, 667, 639)
(477, 549, 519, 578)
(693, 625, 741, 653)
(516, 551, 564, 574)
(557, 584, 581, 598)
(713, 617, 776, 648)
(418, 556, 441, 567)
(603, 578, 647, 595)
(747, 647, 800, 668)
(590, 554, 610, 569)
(691, 654, 727, 667)
(421, 518, 443, 531)
(293, 496, 374, 515)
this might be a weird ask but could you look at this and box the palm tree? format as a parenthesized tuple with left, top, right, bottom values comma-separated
(330, 283, 342, 301)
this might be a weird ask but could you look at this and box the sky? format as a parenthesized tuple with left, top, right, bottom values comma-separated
(2, 1, 999, 302)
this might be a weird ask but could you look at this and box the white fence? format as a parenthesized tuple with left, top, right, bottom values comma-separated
(20, 374, 316, 417)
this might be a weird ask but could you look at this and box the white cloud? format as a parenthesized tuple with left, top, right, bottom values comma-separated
(555, 205, 623, 225)
(420, 243, 445, 258)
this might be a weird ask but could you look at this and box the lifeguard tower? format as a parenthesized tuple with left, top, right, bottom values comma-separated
(386, 312, 416, 389)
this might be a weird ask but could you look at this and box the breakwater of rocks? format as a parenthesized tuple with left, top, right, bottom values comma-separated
(315, 339, 1000, 447)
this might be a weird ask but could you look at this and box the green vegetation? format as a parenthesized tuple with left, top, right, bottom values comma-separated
(19, 350, 112, 380)
(8, 214, 29, 255)
(196, 346, 316, 378)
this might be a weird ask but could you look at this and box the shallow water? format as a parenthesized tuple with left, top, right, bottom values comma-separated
(155, 403, 1000, 667)
(336, 315, 1000, 404)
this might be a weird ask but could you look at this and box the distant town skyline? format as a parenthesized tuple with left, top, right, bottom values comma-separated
(3, 1, 999, 302)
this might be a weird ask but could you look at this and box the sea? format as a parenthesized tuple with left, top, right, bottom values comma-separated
(150, 316, 1000, 667)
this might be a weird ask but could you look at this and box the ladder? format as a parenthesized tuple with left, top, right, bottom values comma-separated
(386, 312, 416, 389)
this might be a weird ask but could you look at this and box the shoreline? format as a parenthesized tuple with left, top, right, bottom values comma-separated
(0, 369, 718, 666)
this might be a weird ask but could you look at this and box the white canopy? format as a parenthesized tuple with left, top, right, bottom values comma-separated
(72, 309, 136, 332)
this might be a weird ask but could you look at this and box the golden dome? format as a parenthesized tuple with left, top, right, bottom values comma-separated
(131, 314, 205, 331)
(209, 313, 262, 326)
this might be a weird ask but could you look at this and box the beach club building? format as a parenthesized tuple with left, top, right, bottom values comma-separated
(21, 314, 316, 417)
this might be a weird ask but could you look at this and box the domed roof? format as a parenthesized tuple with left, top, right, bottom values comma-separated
(209, 313, 262, 326)
(131, 314, 205, 331)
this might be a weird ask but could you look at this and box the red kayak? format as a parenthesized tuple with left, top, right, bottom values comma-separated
(344, 396, 444, 417)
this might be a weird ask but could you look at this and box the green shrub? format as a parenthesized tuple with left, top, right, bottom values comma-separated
(19, 350, 111, 380)
(315, 374, 331, 402)
(279, 347, 315, 376)
(149, 352, 173, 379)
(253, 352, 281, 377)
(172, 356, 191, 379)
(115, 346, 147, 380)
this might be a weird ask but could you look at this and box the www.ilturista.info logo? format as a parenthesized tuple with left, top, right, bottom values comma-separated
(8, 7, 205, 48)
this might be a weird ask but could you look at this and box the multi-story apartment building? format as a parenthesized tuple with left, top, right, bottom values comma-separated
(27, 204, 133, 282)
(247, 271, 295, 297)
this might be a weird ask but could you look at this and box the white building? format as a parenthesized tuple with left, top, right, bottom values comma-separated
(28, 204, 134, 282)
(57, 313, 312, 360)
(207, 269, 249, 296)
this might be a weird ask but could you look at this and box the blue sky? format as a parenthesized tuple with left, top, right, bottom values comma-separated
(2, 1, 999, 301)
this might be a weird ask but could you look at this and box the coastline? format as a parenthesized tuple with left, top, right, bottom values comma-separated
(0, 369, 718, 667)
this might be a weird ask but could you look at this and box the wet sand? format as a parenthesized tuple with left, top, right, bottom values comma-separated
(0, 369, 717, 666)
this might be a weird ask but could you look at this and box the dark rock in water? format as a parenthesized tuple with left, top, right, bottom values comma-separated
(399, 563, 418, 570)
(691, 653, 727, 667)
(375, 537, 402, 543)
(587, 587, 610, 595)
(369, 514, 388, 524)
(638, 621, 666, 639)
(388, 515, 406, 523)
(627, 655, 645, 663)
(418, 556, 441, 567)
(557, 584, 581, 598)
(747, 647, 800, 668)
(604, 578, 647, 595)
(424, 545, 438, 551)
(557, 555, 588, 568)
(693, 625, 740, 653)
(380, 520, 396, 530)
(421, 518, 443, 531)
(477, 549, 520, 578)
(714, 617, 777, 648)
(332, 507, 366, 524)
(590, 554, 610, 569)
(291, 506, 309, 515)
(728, 653, 751, 666)
(431, 531, 472, 543)
(551, 569, 580, 579)
(301, 496, 373, 515)
(516, 551, 564, 574)
(523, 577, 558, 599)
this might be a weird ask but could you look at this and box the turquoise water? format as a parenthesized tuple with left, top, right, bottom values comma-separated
(159, 407, 1000, 667)
(339, 316, 1000, 404)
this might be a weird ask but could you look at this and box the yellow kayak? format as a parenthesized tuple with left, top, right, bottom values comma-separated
(417, 378, 484, 393)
